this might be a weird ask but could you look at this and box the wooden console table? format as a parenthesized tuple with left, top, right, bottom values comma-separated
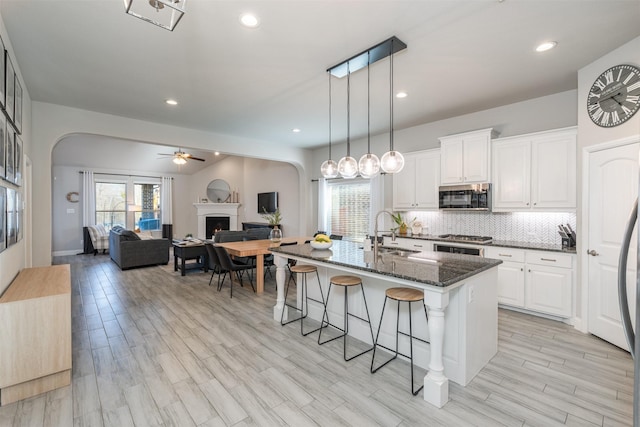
(0, 265, 71, 405)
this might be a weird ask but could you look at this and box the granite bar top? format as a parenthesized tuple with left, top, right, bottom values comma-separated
(383, 234, 577, 254)
(270, 240, 501, 288)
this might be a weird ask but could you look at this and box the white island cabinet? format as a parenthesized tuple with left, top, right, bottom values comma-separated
(271, 241, 500, 408)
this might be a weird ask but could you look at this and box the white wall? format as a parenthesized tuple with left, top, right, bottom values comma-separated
(576, 36, 640, 324)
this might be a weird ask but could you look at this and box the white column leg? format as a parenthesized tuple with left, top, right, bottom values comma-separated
(423, 291, 450, 408)
(273, 254, 288, 321)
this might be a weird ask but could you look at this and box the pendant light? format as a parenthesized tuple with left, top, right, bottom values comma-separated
(320, 71, 339, 178)
(380, 40, 405, 174)
(337, 62, 359, 179)
(359, 52, 381, 179)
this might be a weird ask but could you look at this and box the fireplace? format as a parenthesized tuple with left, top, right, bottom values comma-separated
(206, 216, 230, 239)
(194, 203, 240, 239)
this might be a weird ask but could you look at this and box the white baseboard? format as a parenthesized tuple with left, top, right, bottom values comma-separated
(52, 249, 84, 257)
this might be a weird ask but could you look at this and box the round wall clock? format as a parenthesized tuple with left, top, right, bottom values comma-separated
(587, 64, 640, 127)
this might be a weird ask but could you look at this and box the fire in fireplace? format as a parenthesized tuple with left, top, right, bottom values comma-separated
(206, 216, 230, 239)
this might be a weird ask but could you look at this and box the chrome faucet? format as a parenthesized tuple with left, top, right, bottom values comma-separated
(373, 210, 396, 259)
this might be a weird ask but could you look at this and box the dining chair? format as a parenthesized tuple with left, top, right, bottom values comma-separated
(214, 246, 255, 298)
(205, 243, 226, 289)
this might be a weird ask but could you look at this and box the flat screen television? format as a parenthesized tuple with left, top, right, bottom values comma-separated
(258, 191, 278, 214)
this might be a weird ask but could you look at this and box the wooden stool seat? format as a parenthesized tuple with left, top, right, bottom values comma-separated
(330, 275, 362, 286)
(290, 264, 317, 274)
(386, 287, 423, 302)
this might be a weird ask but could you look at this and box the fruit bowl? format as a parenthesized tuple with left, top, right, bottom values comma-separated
(310, 240, 333, 250)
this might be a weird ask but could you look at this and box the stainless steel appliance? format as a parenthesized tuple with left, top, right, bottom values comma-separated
(434, 244, 484, 257)
(618, 198, 639, 426)
(439, 183, 491, 211)
(438, 234, 493, 244)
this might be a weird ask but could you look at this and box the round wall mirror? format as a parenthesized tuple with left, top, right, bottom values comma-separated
(206, 179, 231, 203)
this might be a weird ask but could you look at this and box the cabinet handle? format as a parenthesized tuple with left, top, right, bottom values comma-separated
(526, 203, 530, 206)
(389, 242, 399, 246)
(534, 202, 537, 206)
(528, 269, 531, 272)
(498, 253, 512, 257)
(414, 244, 423, 248)
(587, 249, 599, 256)
(520, 268, 523, 272)
(540, 258, 556, 262)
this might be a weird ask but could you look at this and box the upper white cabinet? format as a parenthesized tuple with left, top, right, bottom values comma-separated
(492, 127, 577, 211)
(439, 128, 496, 185)
(393, 149, 440, 210)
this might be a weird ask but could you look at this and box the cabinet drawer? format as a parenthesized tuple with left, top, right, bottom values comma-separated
(484, 247, 524, 263)
(525, 251, 573, 269)
(383, 237, 432, 251)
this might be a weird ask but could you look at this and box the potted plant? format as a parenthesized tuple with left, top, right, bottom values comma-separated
(261, 208, 283, 241)
(391, 212, 415, 235)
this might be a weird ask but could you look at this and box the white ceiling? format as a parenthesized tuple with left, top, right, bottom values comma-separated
(3, 0, 640, 173)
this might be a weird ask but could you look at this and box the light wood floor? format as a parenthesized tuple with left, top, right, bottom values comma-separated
(0, 253, 634, 426)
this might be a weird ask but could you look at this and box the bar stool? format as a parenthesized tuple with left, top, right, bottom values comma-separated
(370, 287, 429, 396)
(318, 275, 375, 361)
(280, 264, 326, 336)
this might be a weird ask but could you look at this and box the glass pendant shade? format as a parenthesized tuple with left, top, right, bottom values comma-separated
(338, 156, 359, 179)
(358, 153, 380, 178)
(381, 150, 405, 174)
(321, 159, 339, 178)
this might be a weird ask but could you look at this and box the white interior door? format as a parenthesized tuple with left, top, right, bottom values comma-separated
(588, 142, 638, 350)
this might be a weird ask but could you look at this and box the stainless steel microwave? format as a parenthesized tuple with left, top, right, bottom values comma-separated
(438, 183, 491, 211)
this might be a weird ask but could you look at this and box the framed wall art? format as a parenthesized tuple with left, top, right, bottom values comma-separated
(5, 54, 14, 123)
(5, 129, 13, 183)
(0, 37, 5, 111)
(0, 186, 5, 253)
(6, 187, 15, 247)
(16, 190, 22, 242)
(0, 114, 5, 180)
(14, 134, 21, 186)
(14, 75, 21, 134)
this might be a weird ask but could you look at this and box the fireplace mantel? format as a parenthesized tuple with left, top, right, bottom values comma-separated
(194, 203, 240, 239)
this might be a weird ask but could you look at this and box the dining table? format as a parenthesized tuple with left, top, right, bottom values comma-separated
(214, 236, 311, 293)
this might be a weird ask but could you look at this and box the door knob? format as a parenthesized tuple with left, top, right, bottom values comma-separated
(587, 249, 599, 256)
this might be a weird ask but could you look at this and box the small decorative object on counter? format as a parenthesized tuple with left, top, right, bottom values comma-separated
(269, 226, 283, 243)
(411, 221, 423, 235)
(391, 212, 416, 235)
(310, 233, 332, 249)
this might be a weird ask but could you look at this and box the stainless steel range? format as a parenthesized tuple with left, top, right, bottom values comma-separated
(438, 234, 493, 245)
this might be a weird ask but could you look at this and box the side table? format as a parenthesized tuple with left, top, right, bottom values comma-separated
(173, 243, 209, 276)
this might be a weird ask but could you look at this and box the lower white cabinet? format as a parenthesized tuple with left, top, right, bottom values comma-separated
(485, 247, 573, 318)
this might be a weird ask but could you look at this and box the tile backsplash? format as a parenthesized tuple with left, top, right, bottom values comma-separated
(407, 210, 577, 245)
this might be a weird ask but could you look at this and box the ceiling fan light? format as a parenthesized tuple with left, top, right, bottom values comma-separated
(381, 150, 405, 174)
(173, 156, 187, 165)
(337, 156, 359, 179)
(321, 159, 339, 178)
(358, 153, 380, 178)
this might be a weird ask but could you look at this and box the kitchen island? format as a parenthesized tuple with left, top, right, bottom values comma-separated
(270, 240, 501, 408)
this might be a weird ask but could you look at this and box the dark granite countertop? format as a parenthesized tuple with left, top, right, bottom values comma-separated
(383, 234, 577, 254)
(270, 240, 501, 288)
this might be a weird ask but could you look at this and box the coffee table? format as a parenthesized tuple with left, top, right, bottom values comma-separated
(173, 243, 209, 276)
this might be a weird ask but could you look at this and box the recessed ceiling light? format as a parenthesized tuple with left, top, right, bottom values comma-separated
(292, 128, 301, 133)
(214, 151, 220, 156)
(240, 13, 259, 28)
(165, 99, 178, 106)
(535, 41, 557, 52)
(396, 92, 408, 99)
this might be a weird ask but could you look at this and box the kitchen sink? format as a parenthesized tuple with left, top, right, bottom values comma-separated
(377, 247, 420, 257)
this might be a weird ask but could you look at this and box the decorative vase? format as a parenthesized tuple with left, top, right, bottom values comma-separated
(269, 225, 282, 242)
(399, 224, 408, 235)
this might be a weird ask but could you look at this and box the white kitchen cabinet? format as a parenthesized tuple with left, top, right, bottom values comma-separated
(439, 128, 496, 185)
(383, 236, 433, 251)
(485, 247, 573, 318)
(492, 127, 577, 211)
(393, 149, 440, 210)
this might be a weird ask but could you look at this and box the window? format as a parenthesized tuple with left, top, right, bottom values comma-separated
(326, 179, 371, 241)
(95, 182, 126, 230)
(94, 178, 162, 231)
(133, 183, 161, 231)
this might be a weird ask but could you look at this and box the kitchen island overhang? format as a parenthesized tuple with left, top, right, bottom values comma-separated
(270, 240, 501, 408)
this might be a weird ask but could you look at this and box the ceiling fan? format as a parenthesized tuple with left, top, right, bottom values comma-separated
(158, 149, 205, 165)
